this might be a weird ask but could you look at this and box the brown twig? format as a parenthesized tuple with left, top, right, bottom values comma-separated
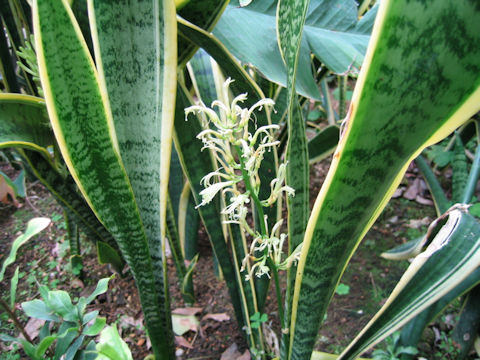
(0, 297, 33, 343)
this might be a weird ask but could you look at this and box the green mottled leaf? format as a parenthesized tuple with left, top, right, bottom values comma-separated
(34, 1, 174, 357)
(0, 94, 52, 158)
(288, 1, 480, 359)
(89, 1, 177, 352)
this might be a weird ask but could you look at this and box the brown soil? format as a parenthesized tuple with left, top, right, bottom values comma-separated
(0, 159, 471, 360)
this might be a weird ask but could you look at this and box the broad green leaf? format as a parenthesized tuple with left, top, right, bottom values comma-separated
(214, 0, 378, 100)
(339, 208, 480, 359)
(308, 125, 340, 164)
(85, 277, 112, 305)
(33, 1, 174, 357)
(47, 290, 77, 321)
(0, 217, 50, 282)
(288, 1, 480, 359)
(0, 94, 52, 158)
(22, 299, 60, 322)
(83, 317, 106, 336)
(177, 0, 228, 67)
(96, 325, 133, 360)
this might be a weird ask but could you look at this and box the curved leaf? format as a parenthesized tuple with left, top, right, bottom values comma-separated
(339, 207, 480, 359)
(0, 217, 50, 282)
(0, 94, 53, 158)
(177, 0, 228, 67)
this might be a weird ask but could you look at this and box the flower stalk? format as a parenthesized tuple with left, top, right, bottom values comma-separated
(186, 78, 298, 357)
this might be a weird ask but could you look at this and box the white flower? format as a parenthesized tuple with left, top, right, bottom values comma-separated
(222, 193, 250, 217)
(197, 180, 236, 208)
(263, 163, 295, 206)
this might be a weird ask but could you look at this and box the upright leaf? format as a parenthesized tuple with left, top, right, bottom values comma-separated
(33, 1, 174, 357)
(276, 0, 310, 354)
(89, 0, 178, 347)
(288, 1, 480, 359)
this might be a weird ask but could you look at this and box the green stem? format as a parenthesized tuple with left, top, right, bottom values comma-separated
(235, 145, 267, 236)
(267, 257, 285, 327)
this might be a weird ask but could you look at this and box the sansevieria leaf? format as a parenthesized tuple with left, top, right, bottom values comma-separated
(288, 1, 480, 359)
(0, 94, 53, 158)
(339, 207, 480, 359)
(277, 0, 310, 355)
(89, 0, 177, 346)
(33, 1, 174, 358)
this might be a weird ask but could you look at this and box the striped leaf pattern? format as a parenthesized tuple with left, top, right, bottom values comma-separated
(33, 1, 174, 357)
(89, 0, 177, 344)
(288, 1, 480, 359)
(277, 0, 310, 355)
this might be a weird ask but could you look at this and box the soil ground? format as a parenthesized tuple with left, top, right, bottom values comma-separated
(0, 158, 475, 360)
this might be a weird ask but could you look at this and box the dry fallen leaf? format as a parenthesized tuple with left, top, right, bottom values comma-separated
(175, 335, 193, 349)
(220, 343, 240, 360)
(172, 307, 203, 316)
(19, 318, 45, 340)
(202, 313, 230, 322)
(172, 314, 199, 335)
(403, 178, 421, 200)
(0, 176, 19, 207)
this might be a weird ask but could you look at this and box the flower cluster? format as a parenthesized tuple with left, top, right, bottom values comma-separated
(185, 78, 297, 280)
